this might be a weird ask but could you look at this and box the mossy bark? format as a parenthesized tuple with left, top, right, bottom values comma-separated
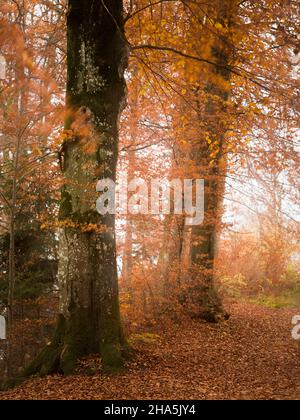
(26, 0, 130, 376)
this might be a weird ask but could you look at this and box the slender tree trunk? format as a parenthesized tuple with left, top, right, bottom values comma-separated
(122, 66, 139, 290)
(6, 133, 21, 379)
(6, 7, 28, 377)
(26, 0, 129, 376)
(7, 206, 15, 379)
(159, 212, 185, 297)
(122, 150, 135, 290)
(187, 0, 238, 322)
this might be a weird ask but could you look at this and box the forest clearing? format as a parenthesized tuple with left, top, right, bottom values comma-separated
(0, 0, 299, 403)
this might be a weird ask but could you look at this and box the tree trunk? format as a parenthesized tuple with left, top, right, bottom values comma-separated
(122, 65, 139, 290)
(7, 205, 15, 379)
(7, 134, 22, 379)
(187, 0, 238, 322)
(25, 0, 129, 376)
(122, 149, 135, 290)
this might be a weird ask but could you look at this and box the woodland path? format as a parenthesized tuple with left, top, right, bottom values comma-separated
(1, 303, 300, 400)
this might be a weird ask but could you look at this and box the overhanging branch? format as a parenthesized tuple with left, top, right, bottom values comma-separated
(131, 44, 274, 92)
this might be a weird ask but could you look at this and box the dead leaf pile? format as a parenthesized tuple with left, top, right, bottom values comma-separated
(1, 303, 299, 400)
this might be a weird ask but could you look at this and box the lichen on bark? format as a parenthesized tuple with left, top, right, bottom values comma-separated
(24, 0, 130, 377)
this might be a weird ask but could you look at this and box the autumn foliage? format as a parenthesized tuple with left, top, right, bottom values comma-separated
(0, 0, 299, 396)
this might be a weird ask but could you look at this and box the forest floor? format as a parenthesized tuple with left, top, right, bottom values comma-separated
(1, 302, 300, 400)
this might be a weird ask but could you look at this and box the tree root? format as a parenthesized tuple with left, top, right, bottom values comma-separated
(23, 314, 130, 378)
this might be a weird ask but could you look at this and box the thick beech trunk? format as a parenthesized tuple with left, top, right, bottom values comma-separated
(26, 0, 129, 376)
